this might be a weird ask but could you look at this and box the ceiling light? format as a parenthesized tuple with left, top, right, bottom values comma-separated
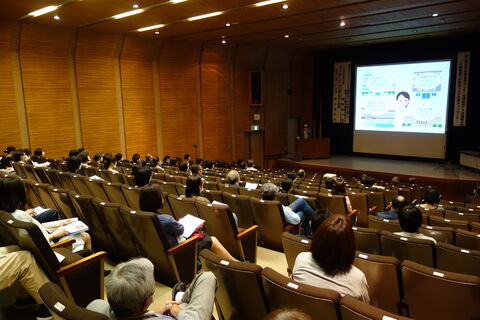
(340, 21, 346, 27)
(432, 13, 439, 17)
(53, 15, 60, 20)
(284, 34, 289, 38)
(137, 24, 165, 32)
(155, 31, 160, 34)
(112, 9, 144, 19)
(132, 4, 139, 8)
(187, 11, 223, 21)
(282, 3, 289, 9)
(225, 22, 231, 26)
(221, 40, 227, 44)
(28, 5, 59, 17)
(254, 0, 284, 7)
(170, 0, 188, 3)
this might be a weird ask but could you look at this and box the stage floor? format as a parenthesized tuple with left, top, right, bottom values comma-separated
(280, 155, 480, 182)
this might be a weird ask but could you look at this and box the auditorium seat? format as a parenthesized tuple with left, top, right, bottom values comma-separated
(275, 192, 290, 206)
(203, 180, 219, 190)
(101, 181, 128, 206)
(195, 201, 258, 262)
(97, 169, 112, 182)
(281, 232, 311, 274)
(397, 188, 411, 204)
(85, 178, 109, 201)
(417, 207, 444, 218)
(118, 206, 199, 286)
(418, 225, 454, 244)
(166, 194, 199, 219)
(47, 186, 78, 219)
(153, 180, 179, 196)
(222, 193, 256, 229)
(107, 170, 124, 184)
(199, 249, 268, 320)
(218, 183, 240, 195)
(455, 229, 480, 250)
(201, 189, 224, 203)
(24, 180, 43, 208)
(239, 187, 262, 198)
(348, 193, 369, 227)
(318, 193, 348, 215)
(39, 282, 109, 320)
(58, 171, 77, 192)
(121, 174, 136, 186)
(32, 166, 51, 184)
(120, 184, 142, 211)
(23, 164, 39, 182)
(353, 227, 381, 255)
(436, 242, 480, 276)
(175, 183, 186, 195)
(428, 215, 469, 230)
(353, 252, 402, 314)
(368, 215, 402, 233)
(261, 267, 340, 320)
(71, 174, 91, 195)
(366, 191, 386, 212)
(83, 166, 99, 177)
(33, 182, 61, 212)
(402, 260, 480, 320)
(380, 231, 436, 267)
(471, 221, 480, 233)
(340, 295, 413, 320)
(444, 209, 479, 223)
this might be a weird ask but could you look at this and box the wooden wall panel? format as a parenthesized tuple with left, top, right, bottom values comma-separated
(264, 47, 295, 155)
(0, 21, 22, 150)
(200, 43, 235, 161)
(75, 30, 121, 154)
(158, 39, 202, 158)
(20, 23, 76, 159)
(120, 36, 158, 159)
(233, 45, 268, 160)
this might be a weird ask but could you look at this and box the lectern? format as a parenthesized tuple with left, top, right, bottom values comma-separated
(244, 131, 264, 168)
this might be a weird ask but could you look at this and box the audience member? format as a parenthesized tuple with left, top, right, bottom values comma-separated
(133, 165, 152, 187)
(103, 153, 119, 173)
(0, 146, 15, 169)
(310, 208, 332, 236)
(239, 161, 247, 170)
(114, 153, 123, 162)
(78, 151, 90, 167)
(363, 175, 376, 187)
(331, 178, 352, 212)
(377, 195, 407, 220)
(91, 153, 104, 167)
(280, 179, 293, 193)
(178, 161, 188, 172)
(292, 214, 369, 303)
(226, 170, 240, 186)
(66, 155, 82, 173)
(246, 159, 257, 171)
(265, 308, 311, 320)
(12, 150, 27, 164)
(182, 175, 209, 203)
(190, 163, 202, 176)
(87, 258, 216, 320)
(395, 206, 436, 244)
(132, 153, 141, 164)
(31, 148, 47, 164)
(261, 183, 313, 237)
(68, 149, 80, 158)
(419, 188, 442, 210)
(287, 171, 297, 181)
(324, 177, 335, 190)
(391, 176, 400, 187)
(408, 177, 417, 185)
(297, 169, 305, 179)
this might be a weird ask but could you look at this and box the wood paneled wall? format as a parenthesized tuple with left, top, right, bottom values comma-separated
(0, 20, 311, 163)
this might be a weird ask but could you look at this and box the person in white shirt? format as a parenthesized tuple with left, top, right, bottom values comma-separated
(246, 159, 258, 171)
(395, 205, 437, 244)
(292, 214, 369, 303)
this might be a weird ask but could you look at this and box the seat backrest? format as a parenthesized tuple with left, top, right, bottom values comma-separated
(107, 171, 124, 184)
(201, 189, 224, 203)
(85, 179, 109, 201)
(24, 180, 43, 208)
(366, 191, 386, 212)
(97, 169, 111, 182)
(353, 252, 401, 314)
(261, 267, 340, 320)
(239, 187, 262, 198)
(275, 192, 290, 206)
(101, 181, 128, 206)
(218, 184, 240, 195)
(471, 221, 480, 233)
(428, 215, 469, 230)
(318, 193, 347, 214)
(340, 295, 413, 320)
(154, 181, 179, 196)
(402, 260, 480, 320)
(249, 198, 288, 251)
(35, 182, 60, 211)
(91, 198, 139, 260)
(58, 171, 77, 192)
(383, 189, 399, 207)
(39, 282, 109, 320)
(455, 229, 480, 250)
(120, 184, 142, 211)
(348, 193, 369, 227)
(70, 174, 91, 196)
(23, 164, 39, 181)
(445, 209, 479, 223)
(33, 166, 51, 184)
(166, 194, 199, 219)
(281, 232, 310, 274)
(47, 186, 77, 219)
(353, 227, 381, 255)
(368, 215, 402, 233)
(436, 242, 480, 276)
(83, 166, 99, 177)
(380, 230, 435, 267)
(418, 225, 454, 244)
(225, 193, 256, 229)
(203, 180, 219, 190)
(397, 188, 411, 203)
(45, 169, 64, 188)
(417, 206, 444, 218)
(199, 249, 268, 320)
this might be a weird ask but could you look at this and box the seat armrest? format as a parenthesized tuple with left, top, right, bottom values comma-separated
(57, 251, 108, 277)
(237, 225, 258, 262)
(348, 209, 358, 217)
(236, 225, 259, 240)
(168, 235, 200, 255)
(369, 206, 377, 214)
(51, 238, 75, 249)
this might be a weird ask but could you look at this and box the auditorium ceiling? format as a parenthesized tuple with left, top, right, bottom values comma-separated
(1, 0, 479, 48)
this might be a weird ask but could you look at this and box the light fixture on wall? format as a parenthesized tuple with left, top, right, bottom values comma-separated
(137, 24, 165, 32)
(254, 0, 284, 7)
(187, 11, 223, 21)
(28, 5, 59, 17)
(112, 9, 144, 19)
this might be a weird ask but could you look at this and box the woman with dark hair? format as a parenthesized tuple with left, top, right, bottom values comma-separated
(292, 214, 369, 303)
(66, 155, 82, 173)
(91, 153, 104, 168)
(139, 183, 238, 261)
(103, 153, 119, 173)
(12, 150, 27, 163)
(78, 151, 91, 167)
(132, 165, 152, 187)
(182, 175, 210, 203)
(418, 188, 442, 210)
(331, 178, 353, 212)
(0, 146, 15, 170)
(189, 164, 202, 176)
(31, 148, 47, 164)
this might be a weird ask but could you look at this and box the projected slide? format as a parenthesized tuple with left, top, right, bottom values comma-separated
(354, 60, 451, 134)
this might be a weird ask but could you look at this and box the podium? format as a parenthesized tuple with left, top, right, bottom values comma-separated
(296, 138, 330, 159)
(244, 131, 264, 168)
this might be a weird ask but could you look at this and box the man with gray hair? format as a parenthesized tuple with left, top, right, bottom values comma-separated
(261, 183, 314, 237)
(226, 170, 240, 186)
(87, 258, 216, 319)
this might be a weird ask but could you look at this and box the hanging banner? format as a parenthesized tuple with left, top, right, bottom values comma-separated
(332, 61, 351, 124)
(453, 51, 470, 127)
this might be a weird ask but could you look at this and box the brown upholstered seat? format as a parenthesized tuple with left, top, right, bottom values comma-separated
(33, 182, 60, 211)
(353, 227, 381, 255)
(318, 193, 347, 214)
(418, 225, 454, 244)
(368, 215, 402, 233)
(436, 242, 480, 276)
(57, 171, 77, 192)
(281, 232, 310, 275)
(24, 179, 43, 208)
(239, 187, 262, 198)
(444, 209, 479, 223)
(366, 191, 386, 212)
(455, 228, 480, 250)
(195, 201, 258, 262)
(83, 166, 99, 177)
(380, 230, 436, 267)
(275, 192, 290, 206)
(348, 192, 369, 227)
(106, 170, 124, 184)
(45, 169, 64, 188)
(120, 184, 142, 211)
(201, 189, 224, 203)
(166, 194, 199, 219)
(218, 184, 240, 195)
(383, 189, 399, 207)
(353, 252, 401, 314)
(97, 169, 112, 182)
(402, 260, 480, 320)
(340, 295, 413, 320)
(471, 221, 480, 233)
(121, 174, 136, 186)
(70, 174, 91, 195)
(153, 180, 179, 196)
(32, 166, 51, 184)
(85, 178, 109, 201)
(287, 194, 318, 210)
(47, 186, 78, 219)
(199, 249, 268, 320)
(118, 206, 199, 286)
(39, 282, 109, 320)
(261, 267, 340, 320)
(12, 161, 27, 178)
(428, 215, 469, 230)
(417, 206, 444, 218)
(101, 181, 128, 206)
(222, 192, 256, 229)
(203, 180, 219, 190)
(23, 164, 40, 181)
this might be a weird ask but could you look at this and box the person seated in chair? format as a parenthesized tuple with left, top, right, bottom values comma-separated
(246, 159, 258, 171)
(178, 161, 188, 173)
(0, 146, 15, 170)
(261, 183, 313, 237)
(226, 170, 240, 186)
(30, 148, 47, 164)
(331, 178, 353, 213)
(287, 171, 297, 182)
(189, 164, 202, 176)
(297, 169, 305, 179)
(87, 257, 216, 320)
(376, 195, 407, 220)
(391, 176, 400, 188)
(103, 153, 119, 173)
(395, 206, 436, 244)
(12, 150, 27, 164)
(418, 188, 443, 210)
(280, 179, 293, 193)
(66, 155, 82, 173)
(132, 165, 152, 187)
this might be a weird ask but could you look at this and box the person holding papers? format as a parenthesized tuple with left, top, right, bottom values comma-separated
(139, 183, 238, 262)
(0, 177, 91, 253)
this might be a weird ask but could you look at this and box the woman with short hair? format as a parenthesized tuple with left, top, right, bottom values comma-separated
(182, 175, 210, 204)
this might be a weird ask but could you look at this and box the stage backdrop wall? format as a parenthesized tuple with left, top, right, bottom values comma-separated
(314, 34, 480, 162)
(0, 20, 312, 161)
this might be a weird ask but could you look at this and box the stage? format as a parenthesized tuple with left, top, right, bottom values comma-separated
(274, 155, 480, 202)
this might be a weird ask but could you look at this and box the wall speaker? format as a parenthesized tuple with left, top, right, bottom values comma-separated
(249, 70, 263, 105)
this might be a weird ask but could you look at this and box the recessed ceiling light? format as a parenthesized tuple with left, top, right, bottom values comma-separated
(221, 40, 227, 44)
(53, 15, 60, 20)
(137, 24, 165, 32)
(432, 13, 439, 17)
(154, 31, 160, 34)
(170, 0, 188, 3)
(282, 4, 289, 9)
(132, 4, 139, 8)
(340, 21, 346, 27)
(112, 9, 144, 19)
(254, 0, 284, 7)
(28, 5, 59, 17)
(225, 22, 231, 26)
(187, 11, 223, 21)
(284, 34, 289, 38)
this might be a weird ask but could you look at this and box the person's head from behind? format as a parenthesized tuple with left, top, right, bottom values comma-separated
(247, 159, 255, 168)
(34, 148, 44, 157)
(396, 91, 410, 108)
(178, 161, 188, 172)
(226, 170, 240, 185)
(103, 153, 116, 170)
(4, 146, 16, 155)
(325, 177, 335, 190)
(132, 153, 140, 163)
(398, 206, 422, 233)
(297, 169, 305, 179)
(78, 151, 90, 164)
(280, 179, 293, 193)
(93, 153, 104, 163)
(287, 171, 297, 181)
(68, 149, 80, 158)
(363, 176, 376, 187)
(106, 258, 155, 318)
(23, 148, 31, 157)
(332, 178, 346, 195)
(185, 175, 203, 198)
(310, 214, 355, 276)
(264, 308, 312, 320)
(310, 208, 332, 235)
(261, 183, 279, 200)
(239, 161, 247, 170)
(423, 188, 440, 205)
(67, 156, 81, 173)
(409, 177, 417, 185)
(190, 164, 202, 176)
(391, 176, 400, 186)
(391, 195, 407, 212)
(139, 183, 164, 212)
(184, 154, 190, 161)
(12, 150, 25, 162)
(0, 177, 27, 212)
(151, 157, 159, 167)
(115, 153, 123, 162)
(133, 165, 152, 187)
